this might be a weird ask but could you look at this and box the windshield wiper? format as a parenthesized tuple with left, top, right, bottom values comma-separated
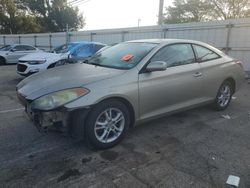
(82, 59, 102, 66)
(88, 62, 104, 67)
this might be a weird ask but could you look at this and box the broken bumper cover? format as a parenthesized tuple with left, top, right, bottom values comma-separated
(17, 90, 89, 137)
(24, 105, 70, 132)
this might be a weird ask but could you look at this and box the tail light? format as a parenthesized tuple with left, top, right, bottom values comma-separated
(235, 60, 244, 69)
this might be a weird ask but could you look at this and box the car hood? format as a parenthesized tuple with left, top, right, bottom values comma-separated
(17, 63, 126, 100)
(19, 52, 63, 61)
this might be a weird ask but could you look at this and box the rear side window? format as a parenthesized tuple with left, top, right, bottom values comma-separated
(150, 44, 195, 68)
(193, 45, 220, 62)
(74, 45, 94, 57)
(95, 44, 105, 52)
(24, 45, 36, 50)
(13, 45, 26, 51)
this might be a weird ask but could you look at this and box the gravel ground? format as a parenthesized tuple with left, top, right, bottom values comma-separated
(0, 65, 250, 188)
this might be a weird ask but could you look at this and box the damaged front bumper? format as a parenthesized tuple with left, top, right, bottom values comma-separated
(17, 90, 90, 138)
(25, 104, 70, 133)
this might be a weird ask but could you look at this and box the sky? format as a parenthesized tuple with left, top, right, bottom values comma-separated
(76, 0, 172, 30)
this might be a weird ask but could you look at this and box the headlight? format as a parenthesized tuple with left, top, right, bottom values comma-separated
(28, 60, 46, 65)
(31, 88, 89, 110)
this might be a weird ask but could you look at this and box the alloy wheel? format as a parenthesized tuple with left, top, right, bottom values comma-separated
(94, 108, 125, 143)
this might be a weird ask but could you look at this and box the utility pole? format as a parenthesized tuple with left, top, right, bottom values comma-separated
(158, 0, 164, 25)
(138, 19, 141, 27)
(66, 24, 69, 44)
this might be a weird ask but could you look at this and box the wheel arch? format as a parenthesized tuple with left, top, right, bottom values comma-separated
(224, 77, 236, 94)
(69, 96, 136, 142)
(47, 62, 56, 69)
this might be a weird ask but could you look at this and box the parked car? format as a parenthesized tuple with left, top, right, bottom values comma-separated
(17, 41, 106, 76)
(16, 39, 245, 149)
(0, 44, 40, 65)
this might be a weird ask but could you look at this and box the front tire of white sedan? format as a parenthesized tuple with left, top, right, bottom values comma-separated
(85, 100, 130, 149)
(213, 80, 233, 111)
(0, 57, 6, 65)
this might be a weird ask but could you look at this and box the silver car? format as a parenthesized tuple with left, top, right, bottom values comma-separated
(0, 44, 40, 64)
(16, 39, 245, 149)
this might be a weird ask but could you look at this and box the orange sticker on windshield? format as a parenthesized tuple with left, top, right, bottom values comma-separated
(121, 54, 134, 62)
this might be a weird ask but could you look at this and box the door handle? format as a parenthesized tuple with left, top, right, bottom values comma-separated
(193, 72, 202, 77)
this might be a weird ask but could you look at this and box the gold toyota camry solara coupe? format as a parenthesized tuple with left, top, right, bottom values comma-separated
(17, 39, 245, 149)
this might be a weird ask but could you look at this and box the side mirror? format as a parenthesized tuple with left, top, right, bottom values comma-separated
(146, 61, 167, 72)
(68, 54, 73, 59)
(10, 48, 16, 52)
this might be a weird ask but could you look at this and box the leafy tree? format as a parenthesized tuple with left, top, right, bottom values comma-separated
(0, 0, 41, 34)
(164, 0, 214, 24)
(164, 0, 250, 24)
(211, 0, 250, 20)
(0, 0, 85, 34)
(21, 0, 85, 32)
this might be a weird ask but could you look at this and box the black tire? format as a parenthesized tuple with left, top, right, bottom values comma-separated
(47, 63, 56, 69)
(213, 81, 233, 111)
(84, 100, 130, 149)
(70, 109, 89, 141)
(54, 60, 67, 67)
(0, 57, 6, 65)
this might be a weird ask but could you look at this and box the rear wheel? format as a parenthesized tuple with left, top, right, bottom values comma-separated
(213, 81, 233, 110)
(84, 100, 130, 149)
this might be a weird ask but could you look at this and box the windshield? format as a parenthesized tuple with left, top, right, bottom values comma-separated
(85, 42, 157, 69)
(53, 43, 79, 54)
(0, 45, 12, 51)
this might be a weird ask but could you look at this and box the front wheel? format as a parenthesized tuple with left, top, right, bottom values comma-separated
(85, 100, 130, 149)
(213, 81, 233, 111)
(0, 57, 6, 65)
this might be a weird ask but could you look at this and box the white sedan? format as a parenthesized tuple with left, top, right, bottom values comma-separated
(17, 42, 106, 76)
(0, 44, 40, 64)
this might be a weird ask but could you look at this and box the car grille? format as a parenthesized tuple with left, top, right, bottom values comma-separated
(17, 64, 27, 72)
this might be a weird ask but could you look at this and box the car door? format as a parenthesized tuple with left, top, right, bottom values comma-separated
(6, 45, 30, 64)
(24, 45, 38, 54)
(192, 44, 225, 99)
(138, 43, 204, 120)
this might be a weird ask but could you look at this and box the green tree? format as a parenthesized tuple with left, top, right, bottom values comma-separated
(164, 0, 250, 24)
(22, 0, 85, 32)
(164, 0, 214, 24)
(211, 0, 250, 20)
(0, 0, 41, 34)
(0, 0, 85, 34)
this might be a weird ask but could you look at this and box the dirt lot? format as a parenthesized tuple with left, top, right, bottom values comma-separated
(0, 65, 250, 188)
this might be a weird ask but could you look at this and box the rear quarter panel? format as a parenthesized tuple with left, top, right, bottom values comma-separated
(199, 56, 245, 100)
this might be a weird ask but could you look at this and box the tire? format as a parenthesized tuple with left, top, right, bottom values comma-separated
(0, 57, 6, 65)
(213, 81, 233, 111)
(47, 63, 56, 69)
(84, 100, 130, 149)
(54, 60, 67, 67)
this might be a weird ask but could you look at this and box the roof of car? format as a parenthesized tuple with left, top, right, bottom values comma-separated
(126, 38, 225, 56)
(10, 44, 35, 46)
(127, 38, 205, 44)
(70, 41, 106, 46)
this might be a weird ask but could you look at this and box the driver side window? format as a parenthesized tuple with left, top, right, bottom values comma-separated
(150, 44, 195, 68)
(12, 45, 26, 51)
